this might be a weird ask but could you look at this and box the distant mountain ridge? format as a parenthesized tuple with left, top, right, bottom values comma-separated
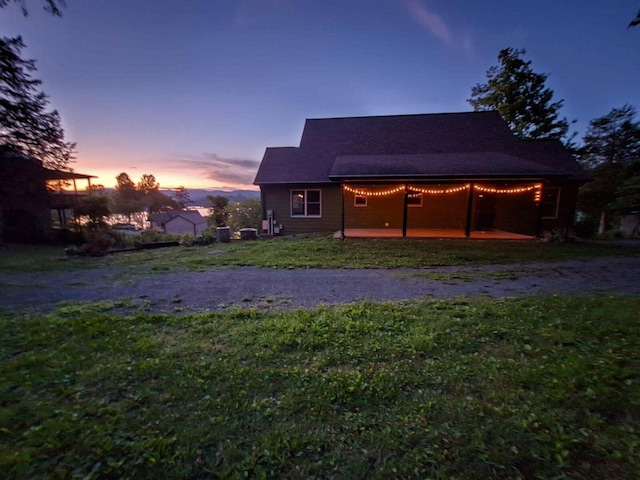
(186, 189, 259, 206)
(101, 188, 259, 206)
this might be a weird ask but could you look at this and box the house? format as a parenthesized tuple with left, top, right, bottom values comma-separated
(253, 111, 590, 238)
(149, 210, 207, 236)
(0, 146, 95, 242)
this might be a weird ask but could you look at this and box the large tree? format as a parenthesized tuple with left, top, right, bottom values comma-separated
(75, 185, 111, 231)
(207, 195, 229, 227)
(227, 197, 261, 233)
(0, 0, 65, 16)
(468, 48, 571, 143)
(577, 105, 640, 233)
(0, 36, 75, 170)
(172, 186, 192, 209)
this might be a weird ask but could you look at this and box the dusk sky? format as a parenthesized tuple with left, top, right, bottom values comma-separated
(1, 1, 638, 191)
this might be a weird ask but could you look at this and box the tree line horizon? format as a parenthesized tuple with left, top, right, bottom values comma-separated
(1, 2, 639, 236)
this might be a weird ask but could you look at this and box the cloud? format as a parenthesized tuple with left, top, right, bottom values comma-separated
(172, 153, 260, 187)
(402, 0, 452, 44)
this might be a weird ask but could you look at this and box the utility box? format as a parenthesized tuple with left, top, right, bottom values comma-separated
(239, 228, 258, 240)
(216, 226, 230, 243)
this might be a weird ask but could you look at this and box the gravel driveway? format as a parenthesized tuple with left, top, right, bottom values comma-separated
(1, 256, 639, 313)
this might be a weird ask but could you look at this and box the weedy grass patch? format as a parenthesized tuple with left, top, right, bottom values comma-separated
(1, 296, 638, 479)
(3, 236, 640, 274)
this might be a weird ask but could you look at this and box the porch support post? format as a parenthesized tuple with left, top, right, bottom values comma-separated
(465, 183, 475, 238)
(535, 184, 544, 237)
(402, 184, 408, 238)
(340, 183, 345, 239)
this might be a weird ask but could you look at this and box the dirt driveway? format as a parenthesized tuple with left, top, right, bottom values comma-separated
(1, 256, 639, 313)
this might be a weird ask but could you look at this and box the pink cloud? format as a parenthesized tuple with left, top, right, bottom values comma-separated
(403, 0, 452, 43)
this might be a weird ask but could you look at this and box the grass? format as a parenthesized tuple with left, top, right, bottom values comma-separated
(1, 296, 638, 479)
(2, 236, 640, 274)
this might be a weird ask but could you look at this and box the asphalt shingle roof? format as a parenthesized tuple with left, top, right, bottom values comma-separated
(253, 111, 588, 184)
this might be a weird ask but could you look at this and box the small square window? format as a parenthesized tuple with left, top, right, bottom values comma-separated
(407, 192, 423, 207)
(354, 194, 367, 207)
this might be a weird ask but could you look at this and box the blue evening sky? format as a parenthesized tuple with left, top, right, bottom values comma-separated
(1, 0, 638, 189)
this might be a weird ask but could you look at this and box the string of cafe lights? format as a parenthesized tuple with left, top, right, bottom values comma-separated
(343, 183, 543, 198)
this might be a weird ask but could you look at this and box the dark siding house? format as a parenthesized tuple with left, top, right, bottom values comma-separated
(253, 112, 590, 238)
(0, 147, 95, 242)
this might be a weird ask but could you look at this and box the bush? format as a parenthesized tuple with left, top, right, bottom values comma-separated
(66, 230, 123, 257)
(574, 217, 597, 238)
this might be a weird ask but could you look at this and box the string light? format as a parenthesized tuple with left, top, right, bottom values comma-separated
(409, 185, 470, 195)
(474, 184, 541, 194)
(343, 185, 406, 196)
(343, 183, 543, 198)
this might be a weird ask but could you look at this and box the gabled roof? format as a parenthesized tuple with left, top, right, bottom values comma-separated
(149, 210, 206, 225)
(253, 111, 589, 184)
(330, 152, 563, 180)
(0, 146, 96, 180)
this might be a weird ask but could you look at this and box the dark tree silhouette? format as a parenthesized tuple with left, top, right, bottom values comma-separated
(468, 48, 571, 143)
(172, 186, 193, 209)
(578, 105, 640, 233)
(207, 195, 229, 227)
(75, 186, 111, 231)
(0, 36, 75, 170)
(630, 9, 640, 27)
(0, 0, 65, 16)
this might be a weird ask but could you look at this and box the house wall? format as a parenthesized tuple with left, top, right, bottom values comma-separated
(490, 191, 539, 236)
(344, 186, 404, 229)
(261, 184, 342, 235)
(165, 217, 198, 235)
(1, 155, 53, 242)
(261, 181, 581, 237)
(408, 191, 469, 229)
(540, 182, 579, 233)
(344, 185, 468, 230)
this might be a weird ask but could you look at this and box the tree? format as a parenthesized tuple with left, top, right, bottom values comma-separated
(112, 172, 143, 223)
(577, 105, 640, 233)
(0, 36, 75, 170)
(112, 172, 176, 227)
(468, 48, 571, 143)
(227, 197, 262, 233)
(75, 185, 110, 231)
(172, 186, 192, 209)
(0, 0, 65, 16)
(207, 195, 229, 227)
(630, 9, 640, 27)
(136, 174, 177, 212)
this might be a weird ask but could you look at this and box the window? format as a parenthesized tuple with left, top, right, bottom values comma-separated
(354, 194, 367, 207)
(541, 187, 560, 218)
(291, 189, 321, 217)
(407, 192, 423, 207)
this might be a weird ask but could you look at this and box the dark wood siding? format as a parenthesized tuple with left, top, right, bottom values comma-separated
(491, 191, 539, 236)
(540, 182, 579, 233)
(261, 184, 342, 235)
(344, 185, 404, 229)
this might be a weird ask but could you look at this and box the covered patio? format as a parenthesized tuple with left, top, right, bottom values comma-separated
(337, 181, 544, 239)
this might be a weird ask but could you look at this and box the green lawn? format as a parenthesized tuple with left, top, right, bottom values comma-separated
(2, 236, 640, 273)
(1, 296, 638, 479)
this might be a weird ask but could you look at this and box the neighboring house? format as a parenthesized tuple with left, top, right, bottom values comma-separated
(0, 146, 95, 242)
(149, 210, 207, 235)
(253, 111, 590, 238)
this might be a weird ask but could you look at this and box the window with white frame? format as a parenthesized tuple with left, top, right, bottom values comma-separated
(354, 194, 367, 207)
(541, 187, 560, 218)
(291, 189, 321, 217)
(407, 192, 423, 207)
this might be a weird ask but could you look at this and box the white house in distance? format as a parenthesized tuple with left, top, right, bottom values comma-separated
(149, 211, 207, 235)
